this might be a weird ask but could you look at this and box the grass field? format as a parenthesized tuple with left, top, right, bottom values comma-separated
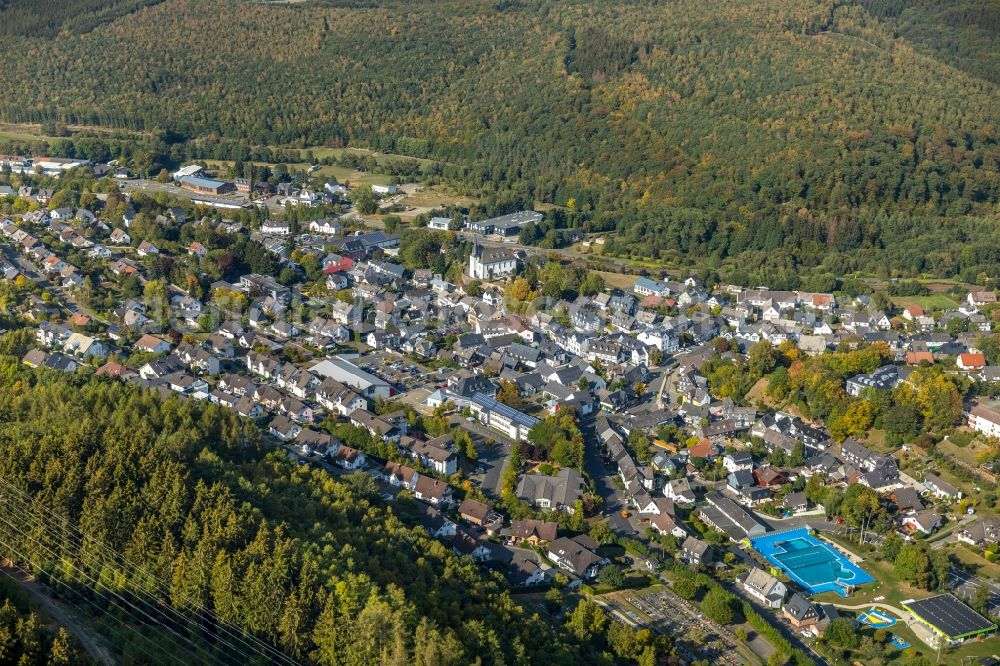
(0, 123, 63, 143)
(593, 270, 638, 291)
(950, 543, 1000, 580)
(889, 294, 960, 311)
(938, 437, 993, 470)
(811, 535, 1000, 661)
(202, 158, 392, 188)
(863, 429, 894, 453)
(0, 122, 145, 144)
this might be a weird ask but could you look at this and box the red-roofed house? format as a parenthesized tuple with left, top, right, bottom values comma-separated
(687, 438, 723, 461)
(811, 293, 835, 311)
(754, 466, 786, 488)
(641, 295, 663, 309)
(323, 255, 354, 274)
(903, 305, 924, 321)
(958, 353, 987, 371)
(96, 362, 133, 378)
(906, 351, 935, 365)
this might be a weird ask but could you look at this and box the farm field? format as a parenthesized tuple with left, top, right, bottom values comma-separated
(889, 294, 961, 311)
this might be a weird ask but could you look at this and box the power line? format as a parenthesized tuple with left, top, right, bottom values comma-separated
(0, 487, 275, 665)
(0, 478, 299, 666)
(0, 500, 214, 666)
(0, 502, 204, 664)
(0, 558, 188, 666)
(0, 539, 190, 666)
(0, 478, 298, 665)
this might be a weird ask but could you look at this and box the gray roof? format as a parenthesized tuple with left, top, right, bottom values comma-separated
(784, 593, 818, 622)
(517, 468, 584, 509)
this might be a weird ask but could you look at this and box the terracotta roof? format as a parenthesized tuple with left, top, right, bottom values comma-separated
(960, 353, 986, 368)
(906, 351, 934, 365)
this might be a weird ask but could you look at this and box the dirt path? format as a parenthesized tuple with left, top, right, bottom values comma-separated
(2, 565, 116, 666)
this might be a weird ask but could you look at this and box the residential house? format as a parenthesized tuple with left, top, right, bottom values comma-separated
(516, 468, 585, 513)
(969, 404, 1000, 439)
(924, 474, 962, 500)
(956, 518, 1000, 547)
(134, 334, 172, 354)
(681, 536, 712, 566)
(741, 568, 787, 608)
(330, 445, 367, 470)
(547, 535, 605, 579)
(509, 519, 558, 545)
(783, 593, 821, 630)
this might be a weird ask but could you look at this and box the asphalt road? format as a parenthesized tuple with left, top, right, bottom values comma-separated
(1, 244, 94, 319)
(949, 567, 1000, 618)
(579, 413, 641, 535)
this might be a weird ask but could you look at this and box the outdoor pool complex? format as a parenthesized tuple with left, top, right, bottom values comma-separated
(751, 528, 874, 596)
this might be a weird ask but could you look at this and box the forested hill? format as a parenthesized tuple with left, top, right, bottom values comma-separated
(0, 355, 668, 664)
(857, 0, 1000, 84)
(0, 0, 998, 286)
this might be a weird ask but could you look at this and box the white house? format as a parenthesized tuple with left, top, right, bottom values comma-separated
(427, 216, 452, 231)
(741, 568, 786, 608)
(63, 333, 106, 360)
(330, 444, 367, 470)
(723, 452, 754, 474)
(468, 243, 518, 280)
(637, 328, 680, 353)
(261, 220, 291, 235)
(309, 219, 342, 235)
(969, 404, 1000, 439)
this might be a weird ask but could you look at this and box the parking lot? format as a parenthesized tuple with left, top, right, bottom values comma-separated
(354, 351, 448, 396)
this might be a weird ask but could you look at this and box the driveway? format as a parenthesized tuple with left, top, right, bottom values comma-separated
(449, 415, 515, 497)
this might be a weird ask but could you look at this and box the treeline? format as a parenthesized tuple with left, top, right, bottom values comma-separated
(705, 340, 966, 444)
(0, 0, 163, 38)
(855, 0, 1000, 84)
(0, 356, 671, 665)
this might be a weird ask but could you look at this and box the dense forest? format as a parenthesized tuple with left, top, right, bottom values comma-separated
(855, 0, 1000, 84)
(0, 353, 669, 665)
(0, 577, 83, 665)
(0, 0, 163, 37)
(0, 0, 998, 286)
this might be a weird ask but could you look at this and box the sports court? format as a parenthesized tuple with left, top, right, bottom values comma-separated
(858, 608, 896, 628)
(751, 528, 874, 596)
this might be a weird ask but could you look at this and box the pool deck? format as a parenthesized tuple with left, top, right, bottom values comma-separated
(751, 528, 874, 596)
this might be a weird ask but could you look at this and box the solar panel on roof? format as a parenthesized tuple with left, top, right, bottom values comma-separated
(905, 594, 996, 639)
(471, 392, 539, 428)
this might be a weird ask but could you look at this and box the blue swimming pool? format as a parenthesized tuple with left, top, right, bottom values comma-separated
(751, 528, 874, 596)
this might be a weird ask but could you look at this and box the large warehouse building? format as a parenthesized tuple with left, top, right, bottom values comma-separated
(178, 175, 234, 196)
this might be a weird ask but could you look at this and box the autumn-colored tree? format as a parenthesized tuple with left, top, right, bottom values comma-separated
(496, 379, 523, 411)
(829, 399, 876, 440)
